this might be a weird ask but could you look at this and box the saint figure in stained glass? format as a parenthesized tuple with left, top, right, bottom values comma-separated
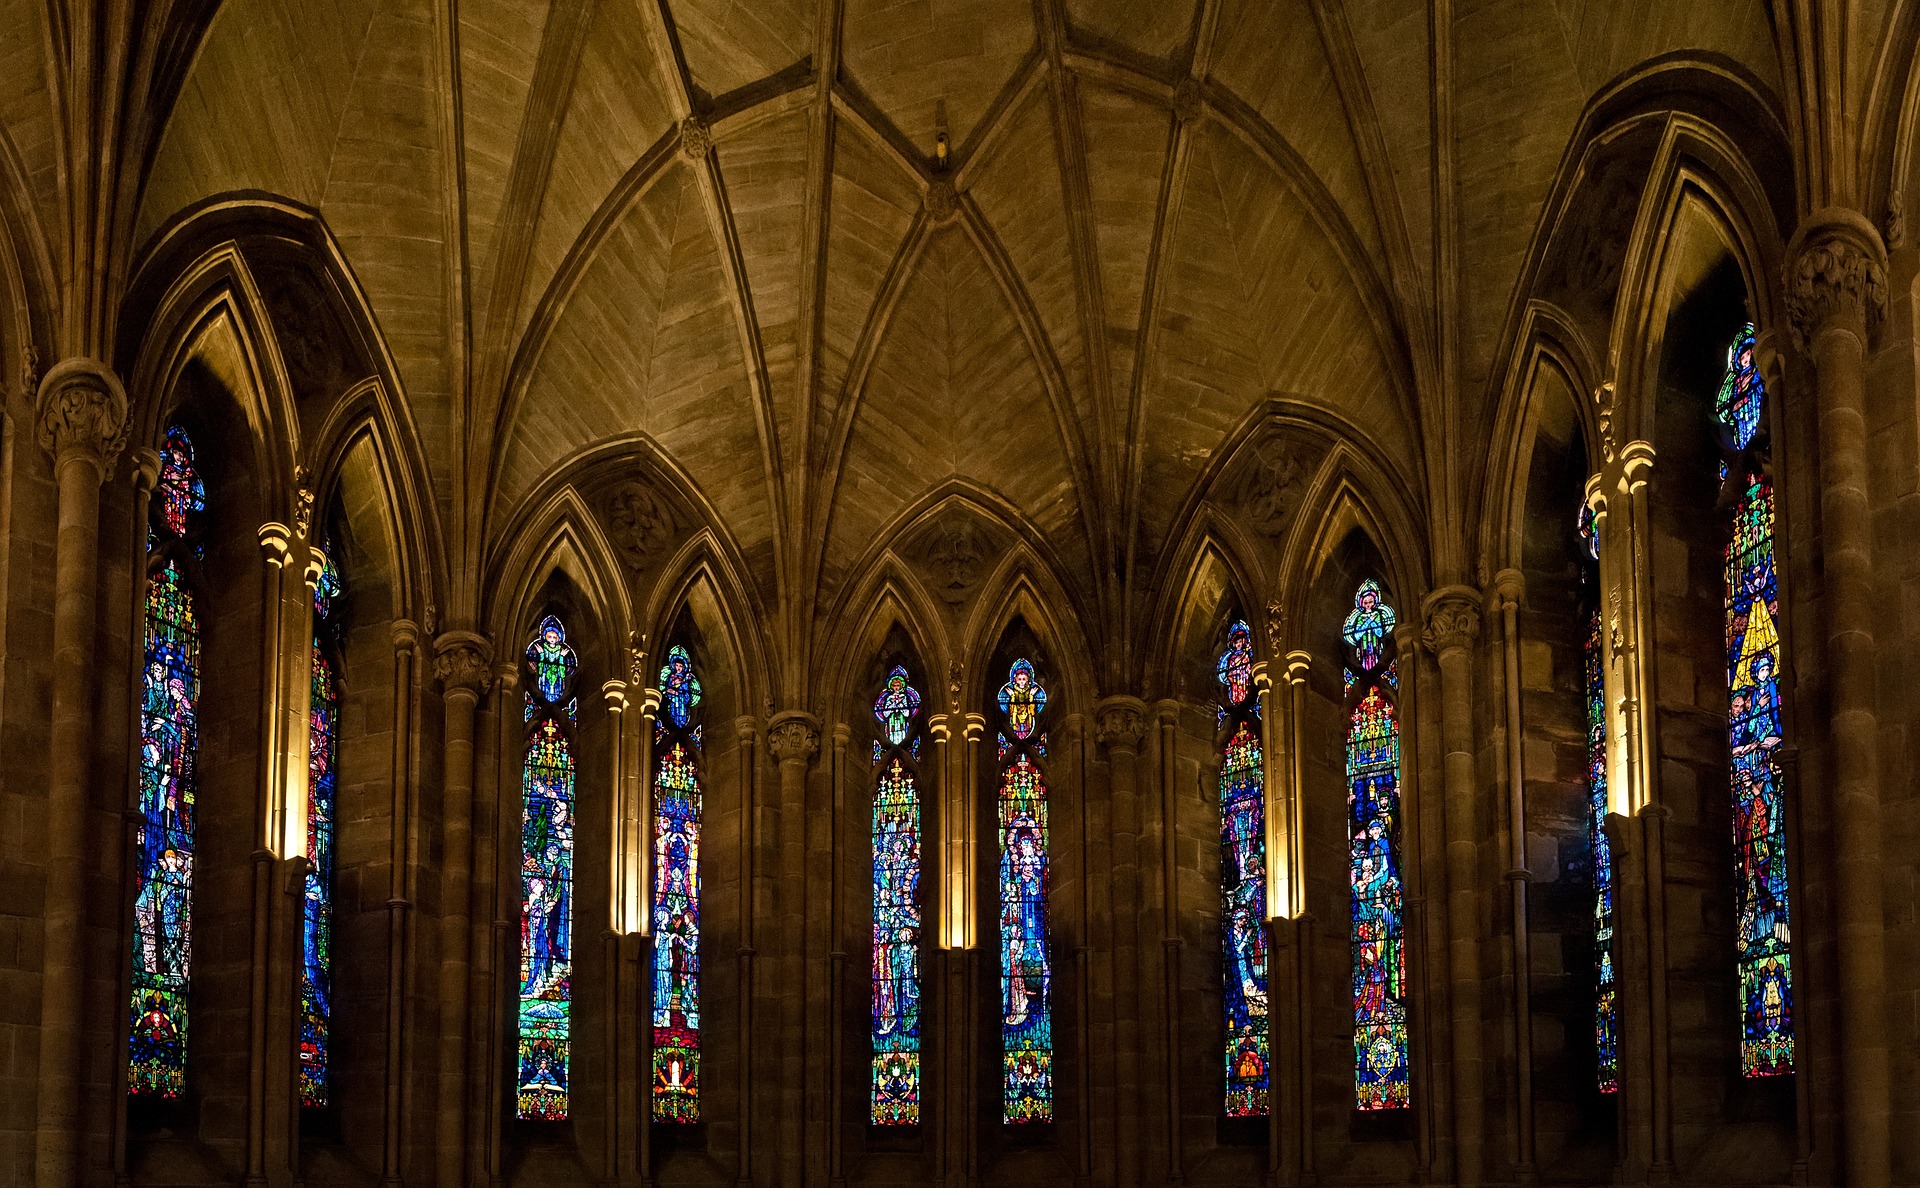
(996, 657, 1053, 1124)
(1578, 507, 1619, 1092)
(1716, 324, 1793, 1077)
(653, 643, 705, 1121)
(1216, 618, 1269, 1117)
(517, 616, 578, 1121)
(129, 424, 205, 1099)
(870, 663, 925, 1125)
(1344, 581, 1409, 1111)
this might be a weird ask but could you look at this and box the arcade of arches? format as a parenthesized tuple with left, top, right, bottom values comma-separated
(1, 3, 1918, 1187)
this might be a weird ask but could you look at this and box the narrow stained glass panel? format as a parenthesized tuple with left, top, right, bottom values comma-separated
(518, 616, 577, 1120)
(130, 425, 205, 1099)
(653, 644, 704, 1122)
(871, 665, 924, 1125)
(1718, 325, 1793, 1077)
(1217, 620, 1269, 1118)
(300, 549, 342, 1108)
(1586, 608, 1618, 1092)
(997, 657, 1052, 1124)
(1345, 580, 1409, 1111)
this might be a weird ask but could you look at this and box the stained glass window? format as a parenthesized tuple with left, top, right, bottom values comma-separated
(518, 615, 578, 1120)
(1717, 325, 1792, 1076)
(652, 643, 704, 1121)
(1579, 507, 1618, 1092)
(129, 425, 205, 1098)
(870, 664, 925, 1124)
(301, 548, 343, 1108)
(997, 657, 1052, 1123)
(1217, 620, 1269, 1117)
(1344, 580, 1409, 1110)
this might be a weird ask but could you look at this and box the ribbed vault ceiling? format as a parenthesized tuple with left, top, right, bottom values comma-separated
(5, 0, 1796, 655)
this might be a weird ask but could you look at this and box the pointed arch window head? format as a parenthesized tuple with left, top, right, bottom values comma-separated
(129, 424, 205, 1099)
(1717, 324, 1793, 1077)
(1217, 619, 1269, 1118)
(996, 657, 1053, 1124)
(301, 545, 343, 1108)
(652, 641, 705, 1122)
(1343, 580, 1410, 1111)
(517, 615, 579, 1121)
(871, 663, 925, 1125)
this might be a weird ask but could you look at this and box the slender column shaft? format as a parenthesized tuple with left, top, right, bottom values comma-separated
(383, 623, 421, 1186)
(432, 632, 491, 1188)
(736, 717, 761, 1188)
(1422, 589, 1484, 1188)
(1155, 699, 1184, 1187)
(1788, 210, 1891, 1188)
(768, 710, 819, 1188)
(33, 360, 129, 1188)
(1095, 696, 1147, 1188)
(1492, 571, 1534, 1178)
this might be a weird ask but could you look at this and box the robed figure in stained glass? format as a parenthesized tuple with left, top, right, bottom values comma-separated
(652, 643, 706, 1122)
(870, 663, 926, 1124)
(1344, 580, 1410, 1111)
(129, 424, 206, 1099)
(996, 657, 1054, 1124)
(1216, 618, 1269, 1117)
(1579, 505, 1619, 1092)
(300, 547, 343, 1108)
(1716, 324, 1794, 1077)
(517, 615, 579, 1121)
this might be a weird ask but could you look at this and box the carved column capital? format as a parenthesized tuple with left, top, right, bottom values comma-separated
(767, 710, 820, 766)
(1421, 586, 1482, 657)
(35, 357, 129, 481)
(258, 522, 295, 567)
(389, 618, 422, 652)
(1094, 695, 1149, 754)
(1490, 568, 1525, 611)
(1786, 207, 1888, 351)
(433, 630, 494, 699)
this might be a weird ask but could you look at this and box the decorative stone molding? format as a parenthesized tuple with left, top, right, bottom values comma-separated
(1785, 208, 1888, 350)
(434, 630, 495, 698)
(1490, 568, 1524, 612)
(1421, 586, 1481, 656)
(628, 631, 650, 686)
(258, 521, 296, 568)
(921, 509, 984, 604)
(767, 711, 821, 766)
(35, 356, 129, 479)
(293, 468, 315, 540)
(602, 482, 674, 571)
(1172, 77, 1206, 124)
(1095, 695, 1148, 753)
(679, 115, 712, 161)
(1265, 600, 1285, 655)
(924, 178, 960, 225)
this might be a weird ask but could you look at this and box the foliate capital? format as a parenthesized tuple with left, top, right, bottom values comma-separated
(35, 357, 129, 480)
(1094, 695, 1149, 753)
(433, 630, 495, 697)
(767, 711, 820, 765)
(1786, 208, 1887, 351)
(1420, 586, 1482, 656)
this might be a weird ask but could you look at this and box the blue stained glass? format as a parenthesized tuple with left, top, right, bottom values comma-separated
(1585, 606, 1618, 1092)
(300, 548, 341, 1108)
(870, 663, 925, 1125)
(658, 644, 703, 729)
(996, 657, 1052, 1124)
(1345, 583, 1408, 1110)
(518, 618, 578, 1120)
(997, 658, 1046, 741)
(653, 644, 703, 1122)
(1218, 619, 1268, 1117)
(130, 426, 203, 1099)
(1718, 326, 1793, 1077)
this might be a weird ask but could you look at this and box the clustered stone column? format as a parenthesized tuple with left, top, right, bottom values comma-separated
(1787, 207, 1892, 1188)
(1421, 588, 1484, 1188)
(433, 631, 492, 1188)
(1094, 696, 1148, 1188)
(767, 710, 819, 1188)
(32, 358, 129, 1188)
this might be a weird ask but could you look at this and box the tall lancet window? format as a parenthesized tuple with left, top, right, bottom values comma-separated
(129, 425, 206, 1098)
(996, 657, 1052, 1123)
(1718, 325, 1793, 1076)
(652, 643, 705, 1121)
(1344, 579, 1409, 1110)
(301, 547, 343, 1107)
(1217, 619, 1269, 1117)
(1580, 507, 1618, 1093)
(518, 615, 578, 1120)
(870, 664, 925, 1124)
